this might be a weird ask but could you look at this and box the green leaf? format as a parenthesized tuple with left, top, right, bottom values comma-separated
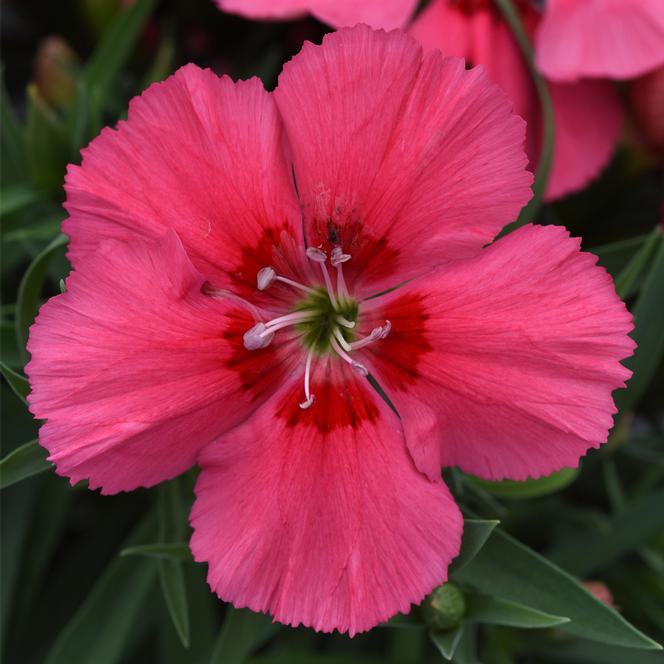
(3, 213, 63, 243)
(1, 71, 27, 185)
(25, 85, 69, 192)
(156, 480, 190, 648)
(0, 440, 50, 490)
(1, 360, 29, 404)
(81, 0, 157, 117)
(465, 468, 579, 500)
(616, 237, 664, 411)
(548, 488, 664, 577)
(449, 519, 499, 573)
(614, 226, 661, 299)
(593, 234, 650, 279)
(455, 527, 661, 649)
(15, 233, 68, 362)
(120, 543, 191, 562)
(464, 593, 569, 629)
(495, 0, 554, 228)
(430, 625, 464, 660)
(529, 640, 664, 664)
(45, 512, 157, 664)
(210, 607, 279, 664)
(0, 185, 42, 219)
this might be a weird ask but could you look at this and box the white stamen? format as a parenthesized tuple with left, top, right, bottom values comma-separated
(336, 315, 356, 329)
(332, 247, 351, 300)
(263, 311, 315, 334)
(350, 320, 392, 350)
(332, 326, 353, 352)
(243, 323, 274, 350)
(306, 247, 337, 310)
(299, 348, 316, 410)
(257, 267, 276, 290)
(257, 266, 315, 294)
(331, 247, 351, 265)
(330, 336, 368, 376)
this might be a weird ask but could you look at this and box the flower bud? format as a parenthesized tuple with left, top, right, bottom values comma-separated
(34, 36, 79, 109)
(422, 583, 466, 631)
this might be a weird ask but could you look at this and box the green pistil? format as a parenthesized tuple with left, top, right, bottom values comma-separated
(295, 287, 359, 353)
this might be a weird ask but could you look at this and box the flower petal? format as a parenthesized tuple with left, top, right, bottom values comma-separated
(363, 225, 635, 481)
(545, 80, 624, 201)
(274, 25, 532, 295)
(410, 3, 623, 201)
(536, 0, 664, 81)
(190, 361, 462, 635)
(26, 231, 287, 494)
(64, 64, 302, 292)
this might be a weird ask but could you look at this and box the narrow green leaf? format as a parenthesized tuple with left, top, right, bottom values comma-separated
(1, 361, 29, 404)
(141, 28, 176, 89)
(157, 480, 190, 648)
(15, 234, 68, 361)
(529, 640, 664, 664)
(0, 185, 42, 218)
(455, 527, 661, 649)
(495, 0, 554, 228)
(593, 234, 649, 279)
(81, 0, 157, 116)
(465, 468, 578, 500)
(210, 607, 279, 664)
(548, 487, 664, 577)
(430, 625, 464, 660)
(1, 71, 27, 185)
(464, 593, 569, 629)
(120, 543, 191, 562)
(0, 440, 50, 490)
(614, 226, 661, 299)
(3, 213, 63, 243)
(25, 85, 69, 192)
(45, 512, 157, 664)
(449, 520, 499, 573)
(616, 238, 664, 411)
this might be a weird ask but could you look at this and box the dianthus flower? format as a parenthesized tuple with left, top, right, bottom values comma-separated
(214, 0, 418, 30)
(27, 26, 634, 635)
(409, 0, 625, 201)
(536, 0, 664, 81)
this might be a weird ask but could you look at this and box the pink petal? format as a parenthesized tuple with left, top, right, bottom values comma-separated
(409, 3, 623, 200)
(364, 225, 635, 481)
(214, 0, 417, 29)
(536, 0, 664, 81)
(214, 0, 308, 21)
(544, 80, 624, 201)
(274, 25, 532, 296)
(190, 362, 462, 635)
(26, 231, 290, 494)
(64, 64, 302, 293)
(308, 0, 418, 30)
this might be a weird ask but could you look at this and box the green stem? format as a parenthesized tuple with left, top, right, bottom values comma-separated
(494, 0, 555, 231)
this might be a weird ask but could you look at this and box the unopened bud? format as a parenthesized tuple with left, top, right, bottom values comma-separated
(422, 583, 466, 631)
(34, 36, 80, 109)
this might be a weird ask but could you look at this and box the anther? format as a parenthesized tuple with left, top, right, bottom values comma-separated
(243, 323, 274, 350)
(331, 247, 351, 265)
(305, 247, 327, 263)
(257, 267, 276, 290)
(330, 336, 369, 376)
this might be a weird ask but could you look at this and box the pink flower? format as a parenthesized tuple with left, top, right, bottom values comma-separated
(536, 0, 664, 82)
(27, 26, 634, 635)
(214, 0, 418, 30)
(409, 0, 625, 201)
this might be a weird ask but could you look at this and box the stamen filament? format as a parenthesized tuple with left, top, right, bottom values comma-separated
(275, 275, 315, 294)
(330, 336, 368, 376)
(349, 320, 392, 350)
(332, 326, 353, 352)
(264, 311, 316, 331)
(336, 315, 356, 329)
(306, 247, 338, 310)
(299, 347, 316, 410)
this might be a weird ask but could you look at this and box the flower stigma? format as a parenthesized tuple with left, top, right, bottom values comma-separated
(243, 247, 391, 410)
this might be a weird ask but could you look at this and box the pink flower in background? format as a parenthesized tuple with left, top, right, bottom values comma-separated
(410, 0, 625, 201)
(27, 26, 634, 635)
(214, 0, 418, 30)
(536, 0, 664, 81)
